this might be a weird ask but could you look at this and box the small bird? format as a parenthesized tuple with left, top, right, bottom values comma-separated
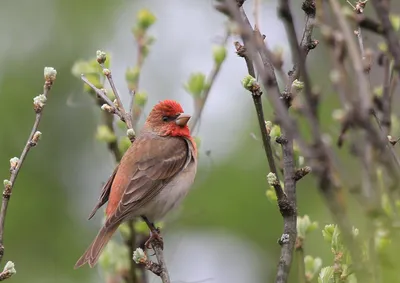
(75, 100, 197, 268)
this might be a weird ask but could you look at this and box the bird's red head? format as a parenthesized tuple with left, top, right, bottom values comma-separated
(144, 100, 191, 137)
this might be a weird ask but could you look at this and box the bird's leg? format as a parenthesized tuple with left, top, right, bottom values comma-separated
(141, 216, 164, 250)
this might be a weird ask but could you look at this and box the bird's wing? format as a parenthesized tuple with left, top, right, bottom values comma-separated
(104, 134, 193, 227)
(87, 164, 119, 220)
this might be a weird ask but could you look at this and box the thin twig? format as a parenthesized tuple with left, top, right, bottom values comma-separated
(0, 67, 57, 262)
(284, 0, 317, 93)
(81, 75, 125, 121)
(100, 65, 133, 130)
(295, 239, 306, 283)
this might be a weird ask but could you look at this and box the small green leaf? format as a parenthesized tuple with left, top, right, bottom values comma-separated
(322, 224, 335, 243)
(305, 255, 323, 281)
(96, 125, 117, 143)
(118, 136, 131, 155)
(137, 9, 157, 30)
(318, 266, 334, 283)
(212, 45, 227, 66)
(390, 14, 400, 31)
(297, 215, 318, 239)
(184, 73, 206, 98)
(241, 75, 256, 91)
(134, 91, 148, 107)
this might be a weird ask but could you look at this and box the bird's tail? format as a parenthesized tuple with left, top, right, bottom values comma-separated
(74, 224, 119, 269)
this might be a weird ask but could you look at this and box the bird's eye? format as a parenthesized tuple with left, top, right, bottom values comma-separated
(162, 116, 169, 122)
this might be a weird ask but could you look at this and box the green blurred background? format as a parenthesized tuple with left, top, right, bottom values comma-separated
(0, 0, 399, 282)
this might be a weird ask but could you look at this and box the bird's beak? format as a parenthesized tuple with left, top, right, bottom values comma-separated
(175, 113, 191, 127)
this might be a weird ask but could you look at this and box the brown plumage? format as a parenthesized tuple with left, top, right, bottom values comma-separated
(75, 100, 197, 268)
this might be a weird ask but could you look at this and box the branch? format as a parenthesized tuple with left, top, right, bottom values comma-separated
(0, 67, 57, 274)
(349, 13, 384, 35)
(218, 2, 300, 283)
(371, 0, 400, 74)
(284, 0, 318, 94)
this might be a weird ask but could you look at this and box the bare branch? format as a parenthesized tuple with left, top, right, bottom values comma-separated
(371, 0, 400, 74)
(0, 67, 57, 264)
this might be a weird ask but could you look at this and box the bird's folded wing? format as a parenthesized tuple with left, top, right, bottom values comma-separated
(87, 164, 119, 220)
(105, 135, 192, 227)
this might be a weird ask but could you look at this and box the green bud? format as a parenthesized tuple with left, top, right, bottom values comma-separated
(3, 180, 11, 189)
(318, 266, 334, 283)
(44, 67, 57, 82)
(241, 75, 257, 91)
(134, 92, 148, 107)
(297, 215, 318, 239)
(118, 137, 131, 155)
(103, 68, 111, 76)
(292, 79, 304, 91)
(378, 42, 387, 52)
(33, 94, 47, 111)
(212, 45, 227, 66)
(96, 125, 117, 143)
(390, 14, 400, 32)
(3, 261, 16, 274)
(125, 66, 140, 88)
(96, 50, 107, 64)
(270, 125, 281, 140)
(31, 131, 42, 145)
(137, 9, 156, 30)
(9, 157, 19, 170)
(133, 248, 147, 264)
(184, 73, 206, 98)
(304, 255, 322, 281)
(127, 129, 136, 140)
(322, 224, 335, 243)
(267, 172, 278, 186)
(373, 86, 383, 97)
(266, 189, 277, 202)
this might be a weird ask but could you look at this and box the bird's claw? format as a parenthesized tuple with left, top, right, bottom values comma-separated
(145, 228, 164, 250)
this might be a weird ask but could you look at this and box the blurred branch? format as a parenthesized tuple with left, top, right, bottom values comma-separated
(189, 31, 230, 131)
(371, 0, 400, 74)
(284, 0, 318, 94)
(0, 67, 57, 276)
(295, 238, 306, 283)
(128, 10, 156, 131)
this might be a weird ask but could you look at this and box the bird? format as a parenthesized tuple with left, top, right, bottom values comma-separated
(74, 99, 198, 268)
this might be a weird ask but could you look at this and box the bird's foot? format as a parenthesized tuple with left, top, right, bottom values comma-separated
(145, 228, 164, 250)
